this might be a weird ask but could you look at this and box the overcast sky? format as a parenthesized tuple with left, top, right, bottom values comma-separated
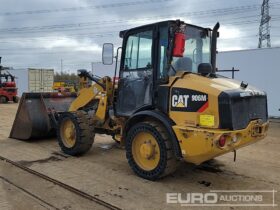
(0, 0, 280, 73)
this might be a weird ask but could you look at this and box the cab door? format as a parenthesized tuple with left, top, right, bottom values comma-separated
(116, 28, 154, 116)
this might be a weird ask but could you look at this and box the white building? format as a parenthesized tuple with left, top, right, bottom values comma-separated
(8, 69, 28, 96)
(217, 47, 280, 117)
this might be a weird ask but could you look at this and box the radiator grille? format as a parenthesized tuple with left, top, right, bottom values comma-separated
(219, 92, 268, 130)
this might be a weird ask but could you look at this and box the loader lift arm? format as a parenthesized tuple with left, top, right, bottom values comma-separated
(77, 69, 105, 90)
(68, 70, 113, 114)
(55, 71, 114, 156)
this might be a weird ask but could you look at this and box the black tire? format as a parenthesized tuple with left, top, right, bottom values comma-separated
(125, 121, 178, 180)
(0, 96, 7, 103)
(13, 96, 19, 103)
(57, 111, 95, 156)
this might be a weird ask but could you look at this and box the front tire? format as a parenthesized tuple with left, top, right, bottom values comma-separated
(0, 96, 7, 103)
(57, 111, 94, 156)
(125, 121, 178, 180)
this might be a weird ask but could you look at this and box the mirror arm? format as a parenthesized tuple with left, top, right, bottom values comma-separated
(112, 47, 122, 93)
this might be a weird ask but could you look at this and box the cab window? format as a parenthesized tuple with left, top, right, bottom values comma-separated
(116, 29, 153, 116)
(158, 26, 168, 79)
(124, 30, 153, 70)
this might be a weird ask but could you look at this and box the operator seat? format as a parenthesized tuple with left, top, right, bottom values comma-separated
(175, 57, 193, 72)
(169, 57, 193, 76)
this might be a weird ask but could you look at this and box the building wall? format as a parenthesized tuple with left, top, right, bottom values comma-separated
(217, 47, 280, 117)
(10, 69, 28, 96)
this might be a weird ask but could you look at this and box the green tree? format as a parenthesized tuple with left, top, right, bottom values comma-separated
(54, 72, 79, 84)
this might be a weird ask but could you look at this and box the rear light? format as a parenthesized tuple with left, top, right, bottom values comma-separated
(218, 135, 227, 147)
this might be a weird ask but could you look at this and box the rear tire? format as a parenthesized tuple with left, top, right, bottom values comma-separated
(57, 111, 94, 156)
(0, 96, 7, 103)
(125, 121, 178, 180)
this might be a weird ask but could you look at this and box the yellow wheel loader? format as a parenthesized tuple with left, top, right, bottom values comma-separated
(10, 20, 269, 180)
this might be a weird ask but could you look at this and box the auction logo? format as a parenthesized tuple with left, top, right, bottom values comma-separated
(166, 190, 277, 207)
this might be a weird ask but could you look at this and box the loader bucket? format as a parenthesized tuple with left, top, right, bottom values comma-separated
(9, 92, 77, 140)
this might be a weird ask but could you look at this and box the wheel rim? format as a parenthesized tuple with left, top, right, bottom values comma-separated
(132, 131, 160, 171)
(60, 119, 76, 148)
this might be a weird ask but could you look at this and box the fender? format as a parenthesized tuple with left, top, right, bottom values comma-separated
(124, 110, 182, 159)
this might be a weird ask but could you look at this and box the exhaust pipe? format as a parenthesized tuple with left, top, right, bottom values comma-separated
(211, 22, 220, 73)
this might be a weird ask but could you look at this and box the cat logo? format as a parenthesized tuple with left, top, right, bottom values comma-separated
(172, 95, 189, 108)
(171, 88, 208, 112)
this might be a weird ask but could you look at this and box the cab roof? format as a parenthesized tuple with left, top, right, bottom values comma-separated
(119, 19, 211, 38)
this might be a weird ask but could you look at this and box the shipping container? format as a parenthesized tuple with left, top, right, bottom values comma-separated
(28, 68, 54, 92)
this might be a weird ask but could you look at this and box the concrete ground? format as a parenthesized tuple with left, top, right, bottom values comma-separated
(0, 103, 279, 210)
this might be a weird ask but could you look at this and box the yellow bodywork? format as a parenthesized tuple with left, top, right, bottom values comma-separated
(166, 72, 269, 164)
(69, 83, 103, 112)
(168, 73, 241, 128)
(69, 76, 113, 124)
(67, 71, 269, 165)
(173, 120, 269, 164)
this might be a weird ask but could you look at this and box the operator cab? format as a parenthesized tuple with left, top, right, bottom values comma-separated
(102, 20, 218, 116)
(170, 25, 212, 76)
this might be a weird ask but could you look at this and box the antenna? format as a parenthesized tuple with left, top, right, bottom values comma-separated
(258, 0, 271, 48)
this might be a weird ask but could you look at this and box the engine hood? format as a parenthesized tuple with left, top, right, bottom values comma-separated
(175, 73, 266, 97)
(168, 72, 268, 129)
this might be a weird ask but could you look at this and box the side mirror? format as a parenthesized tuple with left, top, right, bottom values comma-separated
(102, 43, 114, 65)
(198, 63, 213, 75)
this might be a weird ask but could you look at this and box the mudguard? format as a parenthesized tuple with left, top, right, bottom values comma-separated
(124, 110, 182, 159)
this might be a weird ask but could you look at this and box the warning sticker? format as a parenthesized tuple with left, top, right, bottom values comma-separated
(200, 115, 215, 127)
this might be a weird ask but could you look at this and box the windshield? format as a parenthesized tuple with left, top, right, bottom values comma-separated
(172, 26, 211, 73)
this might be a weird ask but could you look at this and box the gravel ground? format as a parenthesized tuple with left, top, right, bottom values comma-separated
(0, 103, 279, 210)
